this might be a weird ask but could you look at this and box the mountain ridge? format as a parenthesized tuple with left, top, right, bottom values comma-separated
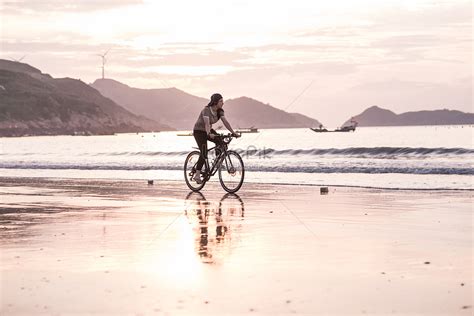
(0, 59, 172, 137)
(90, 78, 322, 130)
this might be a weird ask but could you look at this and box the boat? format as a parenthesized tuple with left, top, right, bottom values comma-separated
(336, 119, 358, 132)
(237, 126, 259, 133)
(310, 127, 329, 132)
(310, 120, 358, 133)
(177, 132, 194, 136)
(335, 125, 356, 132)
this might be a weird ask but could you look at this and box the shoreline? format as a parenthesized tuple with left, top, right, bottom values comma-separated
(0, 174, 474, 192)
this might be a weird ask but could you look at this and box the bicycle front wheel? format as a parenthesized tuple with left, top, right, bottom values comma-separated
(218, 150, 245, 193)
(184, 151, 207, 192)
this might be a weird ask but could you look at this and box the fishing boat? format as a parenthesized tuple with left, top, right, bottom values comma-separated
(310, 120, 358, 133)
(237, 126, 259, 133)
(335, 125, 356, 132)
(310, 127, 329, 133)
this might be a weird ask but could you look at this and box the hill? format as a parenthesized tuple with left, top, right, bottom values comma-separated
(91, 79, 321, 130)
(222, 97, 321, 129)
(345, 106, 474, 126)
(0, 60, 171, 137)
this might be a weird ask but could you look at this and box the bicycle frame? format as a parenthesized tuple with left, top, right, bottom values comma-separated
(201, 143, 229, 180)
(185, 133, 244, 193)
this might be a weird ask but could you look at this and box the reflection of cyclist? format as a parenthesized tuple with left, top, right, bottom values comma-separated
(184, 192, 245, 263)
(197, 207, 211, 259)
(184, 192, 213, 260)
(192, 93, 238, 184)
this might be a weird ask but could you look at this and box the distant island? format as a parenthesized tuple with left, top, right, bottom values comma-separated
(0, 59, 171, 137)
(344, 106, 474, 127)
(91, 78, 321, 130)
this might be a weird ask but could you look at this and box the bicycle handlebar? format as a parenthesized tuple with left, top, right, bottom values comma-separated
(213, 132, 241, 144)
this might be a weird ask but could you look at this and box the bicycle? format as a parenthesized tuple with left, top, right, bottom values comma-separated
(184, 133, 245, 193)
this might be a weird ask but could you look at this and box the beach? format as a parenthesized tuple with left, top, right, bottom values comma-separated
(0, 177, 472, 315)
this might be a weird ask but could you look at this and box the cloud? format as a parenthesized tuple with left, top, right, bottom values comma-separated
(293, 26, 363, 38)
(240, 43, 354, 52)
(159, 42, 222, 48)
(290, 2, 472, 66)
(1, 40, 103, 53)
(3, 38, 358, 72)
(368, 1, 472, 29)
(371, 34, 452, 49)
(1, 0, 144, 14)
(110, 60, 357, 81)
(125, 51, 252, 67)
(346, 78, 473, 111)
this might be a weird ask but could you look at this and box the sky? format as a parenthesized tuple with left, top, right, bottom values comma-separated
(0, 0, 472, 127)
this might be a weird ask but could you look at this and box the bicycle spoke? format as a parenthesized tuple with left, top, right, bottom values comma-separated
(184, 151, 207, 191)
(219, 151, 245, 193)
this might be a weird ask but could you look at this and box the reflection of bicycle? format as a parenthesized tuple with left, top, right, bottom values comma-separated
(219, 193, 245, 218)
(184, 192, 245, 217)
(184, 192, 245, 263)
(184, 133, 245, 193)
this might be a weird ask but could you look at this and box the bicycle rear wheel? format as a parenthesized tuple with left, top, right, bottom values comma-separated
(184, 151, 207, 191)
(218, 150, 245, 193)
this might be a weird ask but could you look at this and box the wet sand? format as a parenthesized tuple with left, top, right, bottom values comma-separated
(0, 177, 472, 315)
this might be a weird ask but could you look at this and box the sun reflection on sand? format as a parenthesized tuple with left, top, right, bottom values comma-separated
(158, 220, 203, 286)
(139, 192, 246, 285)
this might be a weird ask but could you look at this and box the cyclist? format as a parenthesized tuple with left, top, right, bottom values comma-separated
(192, 93, 238, 184)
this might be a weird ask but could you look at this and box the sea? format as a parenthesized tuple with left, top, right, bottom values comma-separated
(1, 125, 473, 190)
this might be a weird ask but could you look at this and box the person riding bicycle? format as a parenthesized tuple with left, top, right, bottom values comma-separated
(192, 93, 238, 184)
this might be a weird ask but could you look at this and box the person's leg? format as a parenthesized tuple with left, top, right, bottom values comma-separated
(193, 131, 207, 183)
(194, 130, 207, 171)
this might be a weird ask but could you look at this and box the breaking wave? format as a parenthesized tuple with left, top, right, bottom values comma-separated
(1, 162, 472, 175)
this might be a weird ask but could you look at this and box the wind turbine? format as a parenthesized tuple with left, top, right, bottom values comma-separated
(9, 55, 26, 63)
(97, 49, 110, 79)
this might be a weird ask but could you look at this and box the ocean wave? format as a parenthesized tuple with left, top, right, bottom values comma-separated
(82, 147, 474, 158)
(4, 147, 473, 158)
(236, 147, 474, 157)
(1, 163, 473, 175)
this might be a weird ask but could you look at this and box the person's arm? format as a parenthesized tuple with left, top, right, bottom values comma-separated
(221, 116, 237, 136)
(203, 116, 215, 139)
